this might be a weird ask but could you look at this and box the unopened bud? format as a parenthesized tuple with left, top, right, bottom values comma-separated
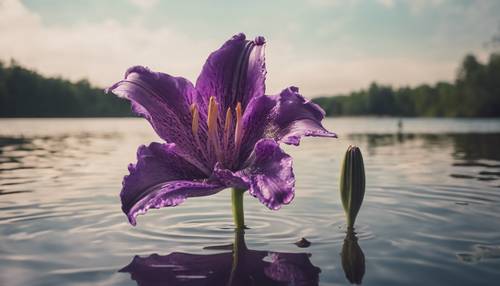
(340, 145, 366, 229)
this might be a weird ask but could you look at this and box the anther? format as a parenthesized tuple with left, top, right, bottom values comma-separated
(223, 108, 232, 150)
(207, 96, 222, 161)
(234, 102, 243, 151)
(207, 96, 217, 134)
(190, 103, 199, 137)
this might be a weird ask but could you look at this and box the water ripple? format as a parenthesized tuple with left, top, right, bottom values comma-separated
(1, 118, 500, 285)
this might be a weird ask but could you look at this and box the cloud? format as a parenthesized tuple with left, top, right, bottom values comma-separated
(306, 0, 345, 8)
(375, 0, 445, 12)
(410, 0, 444, 12)
(0, 0, 212, 88)
(376, 0, 395, 9)
(0, 0, 480, 97)
(129, 0, 159, 10)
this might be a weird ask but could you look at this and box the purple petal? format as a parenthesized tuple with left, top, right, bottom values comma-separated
(213, 139, 295, 210)
(195, 33, 266, 114)
(241, 139, 295, 210)
(239, 88, 337, 156)
(121, 142, 223, 225)
(271, 87, 337, 145)
(107, 66, 208, 169)
(212, 162, 250, 190)
(237, 94, 275, 163)
(126, 180, 223, 226)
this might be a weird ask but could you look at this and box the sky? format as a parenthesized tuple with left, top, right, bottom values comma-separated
(0, 0, 499, 97)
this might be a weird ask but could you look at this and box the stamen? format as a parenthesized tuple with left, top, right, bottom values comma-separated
(190, 103, 199, 136)
(207, 96, 222, 161)
(223, 108, 232, 149)
(234, 102, 243, 151)
(207, 97, 217, 133)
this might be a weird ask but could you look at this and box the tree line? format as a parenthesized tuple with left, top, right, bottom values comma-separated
(313, 53, 500, 117)
(0, 60, 131, 117)
(1, 53, 499, 117)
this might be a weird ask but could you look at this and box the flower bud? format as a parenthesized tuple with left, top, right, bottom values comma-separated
(340, 145, 366, 229)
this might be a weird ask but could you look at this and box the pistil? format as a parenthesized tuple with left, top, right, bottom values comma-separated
(234, 102, 243, 157)
(191, 97, 245, 167)
(223, 108, 232, 151)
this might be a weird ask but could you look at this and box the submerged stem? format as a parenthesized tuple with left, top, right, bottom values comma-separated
(231, 188, 245, 229)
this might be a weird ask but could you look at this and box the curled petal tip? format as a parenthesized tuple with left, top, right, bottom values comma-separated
(270, 189, 295, 210)
(127, 214, 137, 226)
(233, 33, 246, 41)
(127, 162, 135, 173)
(254, 36, 266, 45)
(283, 136, 301, 146)
(261, 188, 295, 210)
(124, 65, 151, 79)
(289, 86, 299, 93)
(105, 80, 124, 95)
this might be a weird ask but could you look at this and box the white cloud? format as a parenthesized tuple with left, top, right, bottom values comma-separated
(306, 0, 359, 9)
(407, 0, 444, 14)
(0, 0, 213, 88)
(306, 0, 343, 7)
(376, 0, 395, 9)
(0, 0, 471, 97)
(129, 0, 159, 10)
(375, 0, 445, 12)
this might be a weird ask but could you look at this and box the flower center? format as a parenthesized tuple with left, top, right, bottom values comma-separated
(190, 96, 244, 168)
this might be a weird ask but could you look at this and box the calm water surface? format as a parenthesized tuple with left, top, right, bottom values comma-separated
(1, 117, 500, 285)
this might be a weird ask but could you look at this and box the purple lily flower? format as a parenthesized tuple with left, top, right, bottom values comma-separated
(107, 33, 336, 226)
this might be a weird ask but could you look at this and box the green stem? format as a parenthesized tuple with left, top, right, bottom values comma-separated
(231, 188, 245, 229)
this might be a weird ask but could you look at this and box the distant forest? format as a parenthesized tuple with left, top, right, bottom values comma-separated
(313, 53, 500, 117)
(0, 60, 131, 117)
(1, 53, 499, 118)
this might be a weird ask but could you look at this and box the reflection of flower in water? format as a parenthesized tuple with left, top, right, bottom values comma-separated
(341, 229, 365, 285)
(120, 230, 321, 286)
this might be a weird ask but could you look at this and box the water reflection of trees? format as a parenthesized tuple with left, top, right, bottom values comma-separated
(350, 133, 500, 182)
(350, 133, 500, 162)
(120, 230, 321, 286)
(450, 134, 500, 162)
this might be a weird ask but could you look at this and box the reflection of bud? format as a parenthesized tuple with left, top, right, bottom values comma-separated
(340, 145, 366, 229)
(341, 230, 365, 285)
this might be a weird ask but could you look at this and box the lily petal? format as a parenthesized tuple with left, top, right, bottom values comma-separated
(195, 33, 266, 114)
(238, 94, 275, 164)
(126, 179, 223, 226)
(107, 66, 208, 169)
(121, 142, 223, 225)
(212, 162, 250, 190)
(241, 139, 295, 210)
(213, 139, 294, 210)
(239, 88, 337, 158)
(271, 87, 337, 145)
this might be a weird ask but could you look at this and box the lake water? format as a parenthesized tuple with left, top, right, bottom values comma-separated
(1, 117, 500, 286)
